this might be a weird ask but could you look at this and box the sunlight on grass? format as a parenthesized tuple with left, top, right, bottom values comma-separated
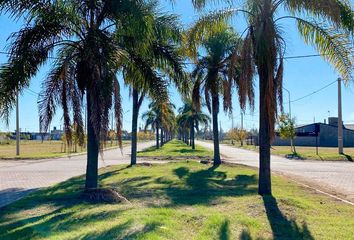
(1, 162, 353, 239)
(137, 139, 213, 157)
(0, 140, 129, 160)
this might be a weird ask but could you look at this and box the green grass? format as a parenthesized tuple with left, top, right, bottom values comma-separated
(0, 140, 129, 160)
(137, 139, 213, 158)
(268, 146, 354, 161)
(1, 161, 354, 239)
(221, 140, 354, 161)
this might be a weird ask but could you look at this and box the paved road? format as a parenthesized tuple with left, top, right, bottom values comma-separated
(197, 141, 354, 202)
(0, 141, 155, 208)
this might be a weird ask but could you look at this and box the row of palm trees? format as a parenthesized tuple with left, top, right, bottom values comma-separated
(142, 100, 176, 149)
(177, 99, 210, 150)
(0, 0, 352, 197)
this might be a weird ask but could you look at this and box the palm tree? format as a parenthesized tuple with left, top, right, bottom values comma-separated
(190, 25, 242, 165)
(0, 0, 169, 191)
(119, 10, 187, 165)
(142, 100, 176, 148)
(178, 99, 210, 149)
(189, 0, 353, 195)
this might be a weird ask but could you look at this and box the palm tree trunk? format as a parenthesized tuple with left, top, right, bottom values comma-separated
(189, 127, 192, 146)
(85, 92, 99, 189)
(191, 122, 195, 150)
(258, 71, 272, 196)
(156, 125, 160, 149)
(161, 129, 164, 146)
(130, 88, 139, 165)
(212, 94, 221, 165)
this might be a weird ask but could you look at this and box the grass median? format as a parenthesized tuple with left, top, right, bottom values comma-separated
(137, 139, 213, 158)
(1, 161, 353, 239)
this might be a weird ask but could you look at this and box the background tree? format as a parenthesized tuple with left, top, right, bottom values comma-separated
(178, 99, 210, 149)
(189, 24, 243, 165)
(142, 100, 175, 149)
(119, 5, 187, 165)
(278, 114, 296, 154)
(227, 128, 238, 145)
(227, 127, 248, 146)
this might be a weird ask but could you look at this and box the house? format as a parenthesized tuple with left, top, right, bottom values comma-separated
(273, 117, 354, 147)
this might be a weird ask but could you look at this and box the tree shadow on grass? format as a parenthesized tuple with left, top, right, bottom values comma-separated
(93, 164, 258, 207)
(219, 219, 230, 240)
(341, 153, 353, 162)
(171, 148, 206, 154)
(98, 166, 132, 181)
(80, 220, 162, 239)
(137, 146, 157, 154)
(262, 196, 314, 240)
(164, 166, 257, 205)
(116, 165, 258, 206)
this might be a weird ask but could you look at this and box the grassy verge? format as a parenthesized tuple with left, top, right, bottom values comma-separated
(137, 139, 213, 157)
(0, 140, 129, 160)
(1, 161, 353, 239)
(220, 140, 354, 161)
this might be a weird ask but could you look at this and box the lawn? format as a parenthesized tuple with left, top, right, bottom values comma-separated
(1, 161, 353, 239)
(222, 140, 354, 161)
(0, 140, 129, 160)
(137, 139, 213, 158)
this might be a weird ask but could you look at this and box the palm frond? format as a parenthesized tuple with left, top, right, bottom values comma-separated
(186, 8, 236, 58)
(285, 0, 354, 32)
(297, 18, 353, 81)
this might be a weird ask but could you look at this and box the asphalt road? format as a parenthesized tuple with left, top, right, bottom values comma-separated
(0, 141, 155, 208)
(197, 141, 354, 203)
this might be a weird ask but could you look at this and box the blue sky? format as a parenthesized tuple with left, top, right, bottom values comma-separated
(0, 1, 353, 133)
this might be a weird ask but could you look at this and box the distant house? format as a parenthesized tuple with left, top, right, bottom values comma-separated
(50, 127, 64, 140)
(273, 117, 354, 147)
(8, 126, 64, 141)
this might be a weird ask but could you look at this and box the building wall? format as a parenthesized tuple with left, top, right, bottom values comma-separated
(272, 136, 318, 147)
(319, 125, 354, 147)
(273, 123, 354, 147)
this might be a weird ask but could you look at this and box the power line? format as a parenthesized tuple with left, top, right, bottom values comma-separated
(26, 88, 39, 95)
(0, 50, 332, 63)
(285, 80, 337, 104)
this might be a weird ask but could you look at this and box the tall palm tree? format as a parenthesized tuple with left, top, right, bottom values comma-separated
(189, 0, 353, 195)
(119, 10, 187, 165)
(0, 0, 169, 191)
(190, 25, 242, 165)
(178, 99, 210, 149)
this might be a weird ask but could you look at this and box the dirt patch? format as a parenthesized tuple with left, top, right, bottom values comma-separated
(136, 162, 153, 167)
(82, 188, 129, 204)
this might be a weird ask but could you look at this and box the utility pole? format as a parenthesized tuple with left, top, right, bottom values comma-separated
(219, 120, 222, 140)
(84, 102, 87, 135)
(338, 78, 343, 154)
(283, 87, 291, 118)
(231, 114, 234, 129)
(16, 90, 20, 156)
(111, 110, 114, 130)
